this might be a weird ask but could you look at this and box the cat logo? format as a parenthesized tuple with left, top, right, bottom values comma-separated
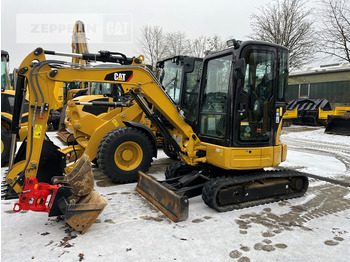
(104, 71, 133, 82)
(114, 73, 126, 81)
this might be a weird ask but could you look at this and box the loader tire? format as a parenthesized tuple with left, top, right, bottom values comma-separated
(1, 126, 11, 166)
(97, 127, 154, 183)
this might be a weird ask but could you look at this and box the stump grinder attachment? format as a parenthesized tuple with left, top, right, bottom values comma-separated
(13, 154, 107, 234)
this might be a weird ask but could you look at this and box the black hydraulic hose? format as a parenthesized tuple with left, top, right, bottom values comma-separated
(10, 60, 67, 194)
(35, 60, 67, 119)
(6, 125, 34, 196)
(29, 62, 40, 109)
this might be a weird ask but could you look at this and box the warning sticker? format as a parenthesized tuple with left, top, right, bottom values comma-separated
(112, 119, 119, 127)
(33, 124, 43, 138)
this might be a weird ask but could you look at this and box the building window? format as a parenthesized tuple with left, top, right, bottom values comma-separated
(299, 83, 310, 98)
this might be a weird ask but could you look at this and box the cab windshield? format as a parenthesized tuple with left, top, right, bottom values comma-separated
(159, 60, 183, 104)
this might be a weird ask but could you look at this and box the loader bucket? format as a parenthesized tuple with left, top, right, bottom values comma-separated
(325, 115, 350, 136)
(136, 171, 189, 222)
(58, 190, 107, 234)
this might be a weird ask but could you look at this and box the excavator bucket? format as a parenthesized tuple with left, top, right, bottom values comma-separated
(52, 154, 95, 196)
(57, 190, 107, 234)
(325, 115, 350, 136)
(51, 154, 107, 233)
(136, 171, 189, 222)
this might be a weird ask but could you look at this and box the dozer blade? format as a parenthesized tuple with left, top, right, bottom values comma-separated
(325, 115, 350, 136)
(58, 190, 107, 234)
(136, 171, 189, 222)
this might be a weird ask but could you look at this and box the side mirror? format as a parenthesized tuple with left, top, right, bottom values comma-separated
(183, 57, 197, 73)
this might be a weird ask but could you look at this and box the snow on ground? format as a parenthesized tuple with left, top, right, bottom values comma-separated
(1, 126, 350, 262)
(281, 126, 350, 146)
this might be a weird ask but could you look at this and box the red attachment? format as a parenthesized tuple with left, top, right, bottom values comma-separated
(13, 177, 60, 213)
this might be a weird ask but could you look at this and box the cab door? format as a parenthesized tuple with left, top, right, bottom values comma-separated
(234, 47, 277, 147)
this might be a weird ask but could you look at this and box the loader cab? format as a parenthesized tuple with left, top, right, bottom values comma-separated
(197, 41, 288, 147)
(1, 50, 11, 90)
(158, 56, 203, 129)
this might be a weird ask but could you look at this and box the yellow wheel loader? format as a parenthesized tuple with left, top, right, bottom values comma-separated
(60, 55, 202, 183)
(3, 40, 308, 227)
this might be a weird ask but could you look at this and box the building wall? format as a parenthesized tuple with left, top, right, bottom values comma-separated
(286, 65, 350, 107)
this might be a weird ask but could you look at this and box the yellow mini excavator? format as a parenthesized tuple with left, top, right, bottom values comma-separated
(3, 39, 308, 227)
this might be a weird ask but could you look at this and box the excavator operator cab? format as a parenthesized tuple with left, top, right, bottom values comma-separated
(157, 56, 203, 129)
(198, 41, 288, 147)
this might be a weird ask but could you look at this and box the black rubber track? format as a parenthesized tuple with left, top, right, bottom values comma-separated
(97, 127, 154, 183)
(165, 161, 186, 179)
(202, 169, 309, 212)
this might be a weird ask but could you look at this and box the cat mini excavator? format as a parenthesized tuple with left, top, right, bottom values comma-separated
(3, 41, 308, 227)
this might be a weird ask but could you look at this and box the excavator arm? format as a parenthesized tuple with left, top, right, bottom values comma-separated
(3, 49, 112, 233)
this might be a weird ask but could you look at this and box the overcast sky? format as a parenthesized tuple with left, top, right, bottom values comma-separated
(1, 0, 319, 70)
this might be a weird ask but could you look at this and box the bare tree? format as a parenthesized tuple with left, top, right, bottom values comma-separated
(166, 31, 190, 56)
(138, 25, 168, 70)
(207, 35, 228, 52)
(316, 0, 350, 63)
(189, 36, 208, 57)
(250, 0, 316, 70)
